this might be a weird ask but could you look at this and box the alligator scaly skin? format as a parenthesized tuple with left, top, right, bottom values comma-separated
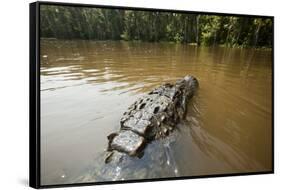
(105, 75, 199, 163)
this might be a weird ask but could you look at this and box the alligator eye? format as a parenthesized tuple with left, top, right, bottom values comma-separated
(139, 103, 146, 109)
(153, 106, 160, 114)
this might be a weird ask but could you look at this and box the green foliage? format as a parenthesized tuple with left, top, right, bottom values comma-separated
(40, 5, 273, 48)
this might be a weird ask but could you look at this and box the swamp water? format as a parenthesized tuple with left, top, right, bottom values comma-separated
(40, 39, 272, 185)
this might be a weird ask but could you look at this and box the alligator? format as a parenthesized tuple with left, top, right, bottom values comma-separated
(105, 75, 199, 164)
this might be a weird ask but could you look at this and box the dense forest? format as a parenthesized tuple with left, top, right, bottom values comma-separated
(40, 5, 273, 48)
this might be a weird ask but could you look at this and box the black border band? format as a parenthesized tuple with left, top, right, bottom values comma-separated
(30, 2, 41, 188)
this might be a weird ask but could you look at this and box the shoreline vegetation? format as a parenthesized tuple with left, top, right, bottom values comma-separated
(40, 5, 273, 48)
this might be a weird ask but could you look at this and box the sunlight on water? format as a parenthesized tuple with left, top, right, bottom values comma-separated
(40, 39, 272, 185)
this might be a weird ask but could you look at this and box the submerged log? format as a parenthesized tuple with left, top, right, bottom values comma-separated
(105, 75, 199, 163)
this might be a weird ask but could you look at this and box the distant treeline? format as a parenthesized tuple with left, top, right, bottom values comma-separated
(40, 5, 273, 48)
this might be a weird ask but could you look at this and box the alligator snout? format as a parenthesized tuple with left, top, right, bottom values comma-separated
(184, 75, 199, 89)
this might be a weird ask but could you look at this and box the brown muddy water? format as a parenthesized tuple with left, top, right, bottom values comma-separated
(40, 39, 272, 185)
